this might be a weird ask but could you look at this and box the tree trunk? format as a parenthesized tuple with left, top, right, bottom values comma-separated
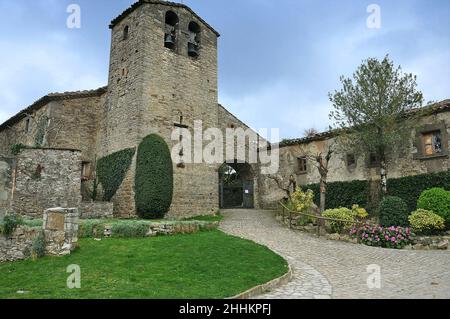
(380, 159, 388, 195)
(319, 178, 327, 213)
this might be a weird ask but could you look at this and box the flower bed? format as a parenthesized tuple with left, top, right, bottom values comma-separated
(350, 225, 413, 249)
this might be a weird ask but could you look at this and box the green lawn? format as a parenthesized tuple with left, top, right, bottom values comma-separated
(0, 230, 287, 299)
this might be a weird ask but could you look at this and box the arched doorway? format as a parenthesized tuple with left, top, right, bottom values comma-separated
(219, 162, 254, 209)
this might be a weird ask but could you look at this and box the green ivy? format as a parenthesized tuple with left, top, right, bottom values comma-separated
(135, 134, 174, 219)
(97, 148, 136, 201)
(11, 143, 27, 156)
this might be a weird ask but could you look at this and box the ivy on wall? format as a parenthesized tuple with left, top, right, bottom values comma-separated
(303, 171, 450, 213)
(135, 134, 174, 219)
(97, 148, 136, 201)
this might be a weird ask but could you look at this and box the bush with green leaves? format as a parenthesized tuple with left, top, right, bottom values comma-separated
(111, 222, 148, 238)
(408, 209, 445, 235)
(135, 134, 174, 219)
(288, 187, 315, 212)
(97, 148, 136, 201)
(0, 214, 23, 236)
(31, 231, 46, 259)
(379, 196, 409, 227)
(417, 188, 450, 227)
(322, 208, 356, 234)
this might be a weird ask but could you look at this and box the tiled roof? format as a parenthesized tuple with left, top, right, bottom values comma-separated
(0, 87, 107, 132)
(109, 0, 220, 37)
(280, 99, 450, 147)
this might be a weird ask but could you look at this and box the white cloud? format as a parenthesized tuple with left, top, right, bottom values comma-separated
(0, 32, 106, 124)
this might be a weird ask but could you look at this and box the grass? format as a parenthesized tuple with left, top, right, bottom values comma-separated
(0, 230, 287, 299)
(184, 214, 224, 223)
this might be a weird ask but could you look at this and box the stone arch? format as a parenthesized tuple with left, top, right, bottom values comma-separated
(219, 161, 255, 209)
(164, 11, 179, 50)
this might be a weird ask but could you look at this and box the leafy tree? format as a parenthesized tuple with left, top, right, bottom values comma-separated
(329, 55, 423, 194)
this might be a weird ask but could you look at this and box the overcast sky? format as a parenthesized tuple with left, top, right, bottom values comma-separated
(0, 0, 449, 140)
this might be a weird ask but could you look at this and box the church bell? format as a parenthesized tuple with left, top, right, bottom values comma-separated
(164, 34, 175, 48)
(188, 42, 199, 57)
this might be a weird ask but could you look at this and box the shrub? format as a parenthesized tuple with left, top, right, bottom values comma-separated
(417, 188, 450, 226)
(31, 231, 46, 259)
(350, 225, 413, 249)
(111, 222, 148, 238)
(1, 214, 23, 236)
(78, 220, 106, 238)
(322, 208, 356, 234)
(288, 187, 315, 213)
(409, 209, 446, 235)
(351, 204, 368, 220)
(135, 134, 174, 219)
(379, 196, 409, 227)
(97, 148, 136, 201)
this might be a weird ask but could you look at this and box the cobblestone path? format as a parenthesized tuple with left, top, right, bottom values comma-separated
(219, 209, 450, 299)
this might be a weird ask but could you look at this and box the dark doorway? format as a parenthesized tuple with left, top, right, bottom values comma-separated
(219, 162, 254, 209)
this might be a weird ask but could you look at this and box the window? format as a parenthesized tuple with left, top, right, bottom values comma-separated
(346, 154, 356, 167)
(81, 162, 92, 181)
(164, 11, 178, 50)
(188, 21, 200, 58)
(296, 157, 307, 174)
(422, 131, 443, 156)
(123, 26, 129, 40)
(25, 118, 30, 133)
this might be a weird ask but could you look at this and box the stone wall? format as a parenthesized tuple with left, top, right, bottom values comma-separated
(0, 156, 14, 218)
(0, 226, 39, 263)
(43, 207, 79, 256)
(12, 148, 82, 218)
(79, 201, 114, 219)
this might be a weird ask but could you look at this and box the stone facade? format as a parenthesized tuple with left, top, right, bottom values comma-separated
(0, 156, 14, 218)
(43, 207, 79, 256)
(79, 202, 114, 219)
(11, 148, 82, 218)
(0, 226, 39, 263)
(267, 102, 450, 205)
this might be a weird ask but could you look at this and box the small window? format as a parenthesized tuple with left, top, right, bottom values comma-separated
(123, 26, 129, 40)
(422, 131, 443, 156)
(188, 21, 201, 58)
(81, 162, 92, 181)
(347, 154, 356, 167)
(296, 157, 307, 174)
(25, 118, 30, 133)
(164, 11, 179, 50)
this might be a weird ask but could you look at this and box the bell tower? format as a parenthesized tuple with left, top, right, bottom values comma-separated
(101, 0, 221, 218)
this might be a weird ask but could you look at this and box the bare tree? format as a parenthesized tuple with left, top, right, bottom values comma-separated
(267, 174, 297, 200)
(299, 141, 335, 213)
(304, 128, 319, 138)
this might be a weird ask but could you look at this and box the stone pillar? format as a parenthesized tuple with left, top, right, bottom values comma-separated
(42, 207, 79, 256)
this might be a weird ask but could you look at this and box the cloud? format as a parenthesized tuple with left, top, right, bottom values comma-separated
(0, 32, 106, 123)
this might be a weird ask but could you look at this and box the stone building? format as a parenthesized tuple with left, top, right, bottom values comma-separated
(0, 0, 267, 219)
(275, 100, 450, 198)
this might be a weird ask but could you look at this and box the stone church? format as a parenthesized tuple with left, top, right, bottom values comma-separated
(0, 0, 270, 219)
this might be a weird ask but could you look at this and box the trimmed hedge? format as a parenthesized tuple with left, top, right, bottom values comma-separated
(379, 196, 409, 227)
(417, 188, 450, 225)
(97, 148, 136, 201)
(303, 180, 369, 210)
(135, 134, 174, 219)
(303, 171, 450, 212)
(388, 171, 450, 212)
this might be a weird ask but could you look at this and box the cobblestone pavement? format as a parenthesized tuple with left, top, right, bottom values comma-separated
(219, 209, 450, 299)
